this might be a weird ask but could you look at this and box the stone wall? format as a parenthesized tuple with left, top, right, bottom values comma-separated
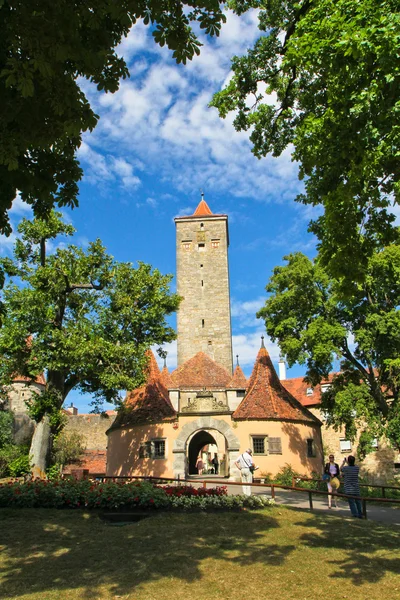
(6, 381, 44, 414)
(64, 413, 116, 450)
(175, 215, 233, 374)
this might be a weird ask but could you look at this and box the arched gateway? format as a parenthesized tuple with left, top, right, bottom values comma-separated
(173, 417, 240, 479)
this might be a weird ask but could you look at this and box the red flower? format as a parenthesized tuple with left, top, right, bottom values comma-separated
(149, 499, 154, 504)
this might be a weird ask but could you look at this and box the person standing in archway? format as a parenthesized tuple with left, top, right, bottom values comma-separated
(196, 455, 204, 476)
(235, 448, 254, 496)
(212, 453, 219, 475)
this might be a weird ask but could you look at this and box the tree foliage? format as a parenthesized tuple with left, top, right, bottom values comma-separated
(52, 430, 87, 468)
(0, 211, 180, 471)
(0, 0, 226, 233)
(0, 410, 14, 449)
(212, 0, 400, 293)
(257, 249, 400, 454)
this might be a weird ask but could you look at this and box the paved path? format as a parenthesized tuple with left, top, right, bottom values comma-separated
(187, 477, 400, 527)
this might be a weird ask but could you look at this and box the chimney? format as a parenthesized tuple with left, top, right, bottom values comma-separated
(278, 357, 286, 381)
(65, 402, 78, 416)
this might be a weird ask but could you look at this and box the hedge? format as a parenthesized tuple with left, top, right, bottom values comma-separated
(0, 479, 275, 511)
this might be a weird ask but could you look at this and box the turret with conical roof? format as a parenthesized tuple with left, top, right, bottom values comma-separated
(174, 195, 233, 373)
(233, 340, 320, 424)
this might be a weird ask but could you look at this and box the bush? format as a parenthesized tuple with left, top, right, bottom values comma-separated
(51, 430, 86, 467)
(0, 479, 275, 511)
(0, 411, 14, 448)
(0, 444, 30, 478)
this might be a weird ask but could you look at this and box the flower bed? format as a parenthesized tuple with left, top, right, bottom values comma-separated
(0, 479, 275, 511)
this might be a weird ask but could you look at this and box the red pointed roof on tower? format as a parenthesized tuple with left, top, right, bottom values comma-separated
(109, 349, 176, 428)
(160, 365, 174, 389)
(170, 351, 231, 389)
(227, 365, 248, 389)
(193, 197, 213, 216)
(233, 344, 320, 423)
(144, 349, 161, 382)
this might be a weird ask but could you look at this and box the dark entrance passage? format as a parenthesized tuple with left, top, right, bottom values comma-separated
(188, 430, 217, 475)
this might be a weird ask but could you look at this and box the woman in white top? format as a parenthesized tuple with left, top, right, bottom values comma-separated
(323, 454, 340, 508)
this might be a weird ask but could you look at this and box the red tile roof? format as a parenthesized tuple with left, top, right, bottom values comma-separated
(63, 450, 107, 475)
(233, 346, 320, 424)
(110, 349, 177, 428)
(144, 349, 161, 381)
(283, 374, 336, 407)
(160, 365, 174, 389)
(12, 373, 46, 386)
(193, 198, 213, 216)
(119, 380, 176, 426)
(170, 352, 232, 389)
(227, 365, 248, 389)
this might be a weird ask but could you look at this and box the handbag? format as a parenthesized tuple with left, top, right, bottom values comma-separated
(322, 473, 330, 481)
(330, 477, 340, 489)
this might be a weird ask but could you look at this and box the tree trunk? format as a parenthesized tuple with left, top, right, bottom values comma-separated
(29, 414, 52, 478)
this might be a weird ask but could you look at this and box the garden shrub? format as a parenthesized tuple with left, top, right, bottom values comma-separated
(0, 479, 275, 511)
(0, 444, 30, 478)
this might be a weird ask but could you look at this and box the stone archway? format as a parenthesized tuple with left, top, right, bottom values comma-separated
(173, 417, 241, 480)
(188, 430, 217, 474)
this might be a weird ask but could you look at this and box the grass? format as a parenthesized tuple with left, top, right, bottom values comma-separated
(0, 507, 399, 600)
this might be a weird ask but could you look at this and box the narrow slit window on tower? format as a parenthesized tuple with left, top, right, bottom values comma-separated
(201, 280, 203, 286)
(202, 319, 205, 328)
(200, 222, 204, 230)
(200, 264, 203, 268)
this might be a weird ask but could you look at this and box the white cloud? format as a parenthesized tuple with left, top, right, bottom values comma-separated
(78, 8, 304, 208)
(0, 231, 17, 254)
(78, 141, 141, 191)
(232, 331, 280, 369)
(9, 193, 33, 217)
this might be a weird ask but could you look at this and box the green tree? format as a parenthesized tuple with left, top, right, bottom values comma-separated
(0, 212, 180, 474)
(212, 0, 400, 293)
(0, 0, 226, 233)
(52, 430, 87, 471)
(0, 410, 14, 449)
(257, 249, 400, 456)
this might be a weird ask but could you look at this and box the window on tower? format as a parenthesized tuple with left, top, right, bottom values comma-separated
(202, 319, 205, 328)
(211, 239, 220, 249)
(181, 240, 192, 251)
(198, 243, 205, 251)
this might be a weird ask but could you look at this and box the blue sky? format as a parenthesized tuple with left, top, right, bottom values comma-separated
(2, 9, 327, 412)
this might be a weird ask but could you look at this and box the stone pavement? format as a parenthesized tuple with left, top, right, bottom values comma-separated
(187, 477, 400, 527)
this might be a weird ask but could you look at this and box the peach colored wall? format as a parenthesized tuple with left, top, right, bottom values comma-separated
(106, 423, 176, 478)
(106, 414, 323, 479)
(233, 420, 323, 477)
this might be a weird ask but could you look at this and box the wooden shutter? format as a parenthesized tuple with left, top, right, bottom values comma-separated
(268, 437, 282, 455)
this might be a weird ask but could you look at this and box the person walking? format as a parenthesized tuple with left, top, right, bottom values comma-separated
(341, 455, 363, 518)
(324, 454, 340, 508)
(235, 448, 254, 496)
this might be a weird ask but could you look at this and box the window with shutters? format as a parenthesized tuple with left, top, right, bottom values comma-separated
(268, 437, 282, 455)
(139, 442, 152, 458)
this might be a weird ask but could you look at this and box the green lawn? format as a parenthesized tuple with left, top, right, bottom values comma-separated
(0, 507, 399, 600)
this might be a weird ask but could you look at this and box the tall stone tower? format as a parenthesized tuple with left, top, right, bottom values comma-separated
(175, 195, 233, 374)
